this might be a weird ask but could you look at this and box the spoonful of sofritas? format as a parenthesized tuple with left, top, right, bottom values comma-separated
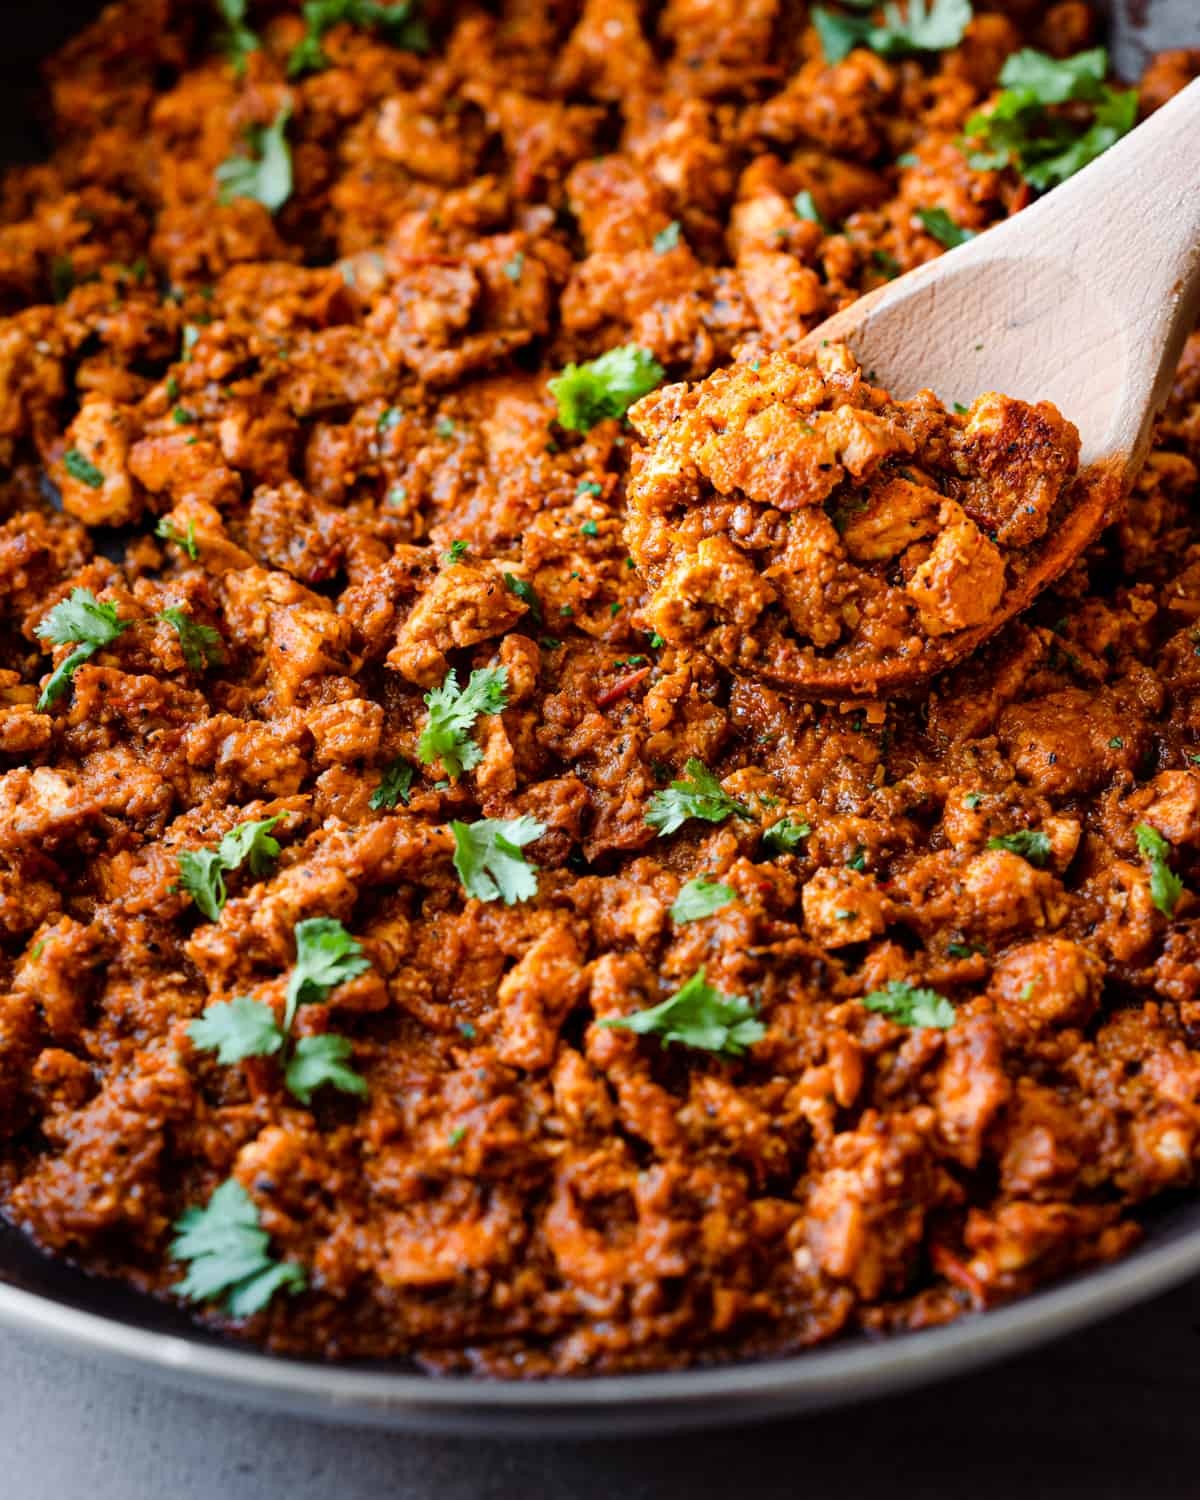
(624, 76, 1200, 699)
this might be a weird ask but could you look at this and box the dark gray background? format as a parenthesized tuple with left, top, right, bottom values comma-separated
(3, 1275, 1199, 1498)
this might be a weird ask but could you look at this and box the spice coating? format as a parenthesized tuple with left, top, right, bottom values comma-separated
(0, 0, 1196, 1377)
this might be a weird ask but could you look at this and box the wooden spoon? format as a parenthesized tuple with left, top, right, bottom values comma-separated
(780, 75, 1200, 699)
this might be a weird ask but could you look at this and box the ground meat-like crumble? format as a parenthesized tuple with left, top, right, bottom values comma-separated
(0, 0, 1195, 1379)
(626, 341, 1086, 687)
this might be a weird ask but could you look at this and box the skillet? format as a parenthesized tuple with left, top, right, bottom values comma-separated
(0, 0, 1197, 1436)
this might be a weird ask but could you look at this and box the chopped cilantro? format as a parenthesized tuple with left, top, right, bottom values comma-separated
(503, 573, 542, 622)
(580, 519, 600, 536)
(577, 481, 603, 499)
(646, 758, 751, 836)
(159, 608, 225, 672)
(813, 0, 970, 65)
(171, 1178, 306, 1317)
(846, 844, 867, 872)
(443, 539, 469, 565)
(762, 817, 812, 855)
(189, 995, 283, 1065)
(370, 757, 415, 810)
(216, 103, 293, 214)
(671, 877, 736, 924)
(35, 588, 129, 710)
(963, 791, 983, 808)
(64, 447, 104, 489)
(287, 0, 428, 76)
(964, 48, 1137, 192)
(653, 221, 682, 254)
(451, 815, 545, 905)
(284, 917, 370, 1030)
(549, 345, 665, 432)
(953, 401, 969, 414)
(863, 978, 956, 1029)
(599, 966, 764, 1057)
(178, 817, 282, 921)
(418, 666, 509, 779)
(871, 248, 901, 278)
(447, 1124, 467, 1148)
(285, 1034, 368, 1105)
(793, 190, 830, 231)
(156, 517, 200, 559)
(214, 0, 260, 76)
(436, 416, 456, 439)
(946, 940, 987, 959)
(1108, 736, 1124, 750)
(915, 206, 975, 248)
(986, 829, 1052, 867)
(502, 251, 525, 281)
(172, 405, 196, 425)
(1136, 822, 1183, 918)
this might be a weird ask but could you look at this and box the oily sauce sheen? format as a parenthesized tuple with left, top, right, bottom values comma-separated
(0, 0, 1196, 1376)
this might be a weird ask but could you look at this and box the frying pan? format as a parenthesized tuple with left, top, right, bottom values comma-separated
(0, 0, 1197, 1437)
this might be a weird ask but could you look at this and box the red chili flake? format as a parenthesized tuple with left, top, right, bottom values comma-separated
(595, 666, 651, 708)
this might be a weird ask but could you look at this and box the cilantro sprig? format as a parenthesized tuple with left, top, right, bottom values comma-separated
(964, 48, 1137, 191)
(189, 917, 371, 1104)
(671, 877, 735, 924)
(1136, 822, 1183, 918)
(451, 815, 546, 905)
(599, 966, 764, 1057)
(646, 759, 751, 837)
(762, 817, 812, 855)
(370, 756, 415, 810)
(288, 0, 428, 77)
(160, 608, 225, 672)
(178, 817, 282, 921)
(35, 588, 129, 711)
(986, 829, 1051, 868)
(171, 1178, 306, 1316)
(156, 517, 200, 560)
(418, 666, 508, 779)
(216, 103, 294, 214)
(813, 0, 971, 66)
(863, 979, 956, 1029)
(915, 207, 975, 248)
(549, 345, 664, 432)
(214, 0, 260, 75)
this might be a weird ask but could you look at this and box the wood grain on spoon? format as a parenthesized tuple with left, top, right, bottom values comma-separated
(783, 75, 1200, 698)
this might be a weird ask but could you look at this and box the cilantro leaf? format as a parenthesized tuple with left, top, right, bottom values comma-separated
(156, 517, 200, 560)
(503, 573, 542, 622)
(762, 817, 812, 855)
(793, 190, 830, 231)
(287, 0, 428, 76)
(599, 966, 764, 1057)
(35, 588, 129, 710)
(216, 103, 293, 214)
(178, 816, 282, 920)
(160, 608, 225, 671)
(443, 539, 469, 565)
(813, 0, 970, 65)
(671, 877, 735, 924)
(417, 666, 508, 780)
(451, 815, 545, 905)
(214, 0, 260, 75)
(646, 758, 751, 836)
(64, 447, 105, 489)
(986, 829, 1051, 867)
(1136, 822, 1184, 918)
(284, 916, 370, 1029)
(218, 817, 282, 878)
(284, 1033, 368, 1104)
(964, 47, 1137, 192)
(549, 345, 665, 432)
(171, 1178, 306, 1315)
(863, 978, 956, 1029)
(915, 206, 975, 248)
(188, 995, 283, 1064)
(370, 756, 415, 809)
(653, 221, 682, 254)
